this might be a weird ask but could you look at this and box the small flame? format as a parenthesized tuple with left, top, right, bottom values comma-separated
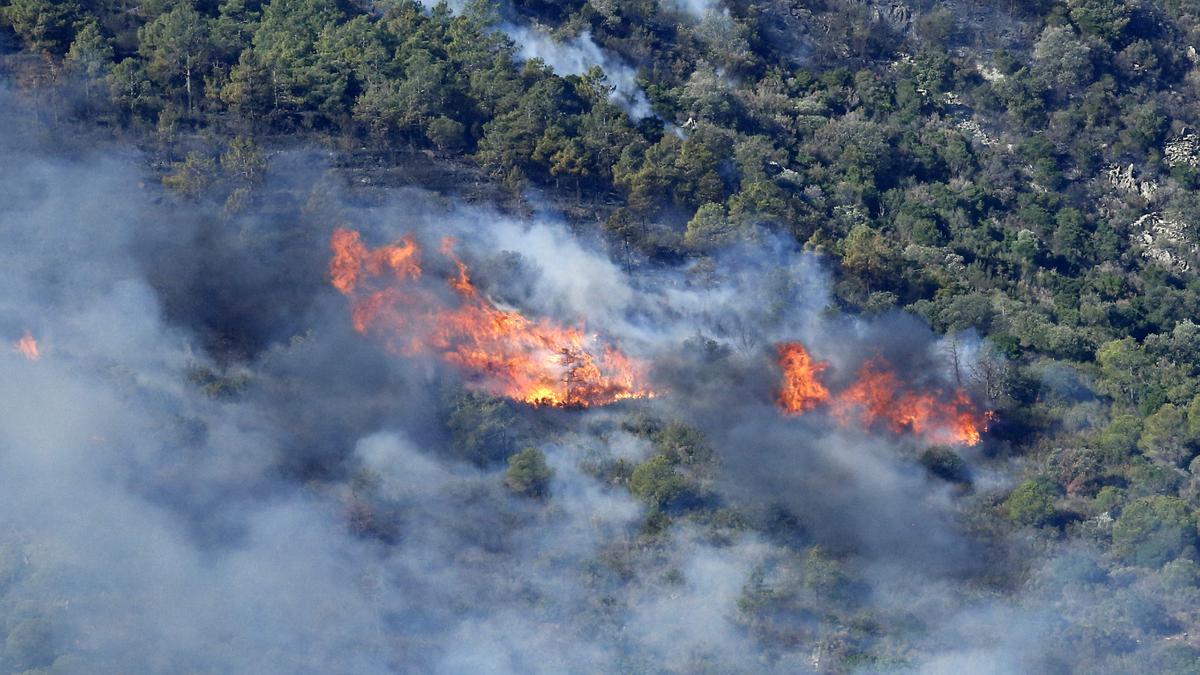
(777, 344, 991, 446)
(14, 331, 40, 361)
(330, 228, 654, 408)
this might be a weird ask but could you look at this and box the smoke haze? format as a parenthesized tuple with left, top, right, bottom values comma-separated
(0, 85, 1171, 675)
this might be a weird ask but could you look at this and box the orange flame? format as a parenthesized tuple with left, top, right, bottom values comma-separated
(330, 228, 654, 408)
(777, 342, 830, 414)
(831, 358, 989, 446)
(14, 331, 40, 361)
(777, 344, 991, 446)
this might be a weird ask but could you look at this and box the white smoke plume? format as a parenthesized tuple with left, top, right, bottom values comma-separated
(663, 0, 723, 20)
(411, 2, 655, 118)
(504, 26, 653, 119)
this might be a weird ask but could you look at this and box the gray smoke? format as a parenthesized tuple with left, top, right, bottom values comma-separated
(0, 85, 1166, 675)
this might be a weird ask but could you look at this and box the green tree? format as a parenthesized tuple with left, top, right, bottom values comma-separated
(426, 116, 466, 152)
(1119, 101, 1166, 154)
(1096, 414, 1143, 456)
(138, 2, 211, 114)
(505, 447, 554, 498)
(630, 455, 688, 508)
(912, 47, 953, 96)
(1187, 394, 1200, 439)
(220, 136, 267, 186)
(1097, 337, 1156, 407)
(684, 202, 737, 252)
(841, 224, 898, 291)
(1010, 229, 1042, 278)
(575, 99, 639, 181)
(853, 69, 893, 118)
(444, 391, 516, 465)
(1113, 496, 1197, 567)
(1053, 207, 1090, 265)
(680, 61, 736, 124)
(211, 0, 262, 63)
(237, 0, 349, 123)
(65, 20, 114, 103)
(107, 57, 158, 121)
(920, 446, 969, 483)
(315, 15, 389, 99)
(533, 125, 593, 193)
(219, 48, 274, 119)
(1032, 25, 1093, 94)
(162, 151, 217, 199)
(1140, 403, 1196, 467)
(1068, 0, 1132, 43)
(733, 135, 785, 183)
(1006, 477, 1058, 527)
(728, 181, 796, 231)
(617, 134, 692, 212)
(2, 0, 80, 54)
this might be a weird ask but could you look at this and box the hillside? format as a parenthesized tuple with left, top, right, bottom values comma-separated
(3, 1, 1200, 673)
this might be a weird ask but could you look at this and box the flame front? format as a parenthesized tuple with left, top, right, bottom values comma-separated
(330, 228, 653, 408)
(777, 342, 830, 414)
(831, 358, 990, 446)
(777, 343, 991, 446)
(14, 331, 40, 361)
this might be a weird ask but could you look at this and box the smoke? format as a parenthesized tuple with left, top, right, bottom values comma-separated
(410, 2, 654, 118)
(0, 82, 1179, 674)
(663, 0, 723, 20)
(504, 26, 653, 119)
(0, 85, 780, 672)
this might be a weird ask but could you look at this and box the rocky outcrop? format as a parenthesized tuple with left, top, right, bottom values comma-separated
(1106, 164, 1158, 201)
(870, 2, 912, 31)
(956, 118, 997, 146)
(1133, 213, 1198, 273)
(1164, 132, 1200, 169)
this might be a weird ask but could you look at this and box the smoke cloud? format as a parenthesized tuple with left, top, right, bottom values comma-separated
(0, 84, 1172, 674)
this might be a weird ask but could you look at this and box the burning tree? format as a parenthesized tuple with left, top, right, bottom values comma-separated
(777, 341, 992, 446)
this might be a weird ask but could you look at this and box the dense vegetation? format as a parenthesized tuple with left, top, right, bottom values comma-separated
(8, 0, 1200, 672)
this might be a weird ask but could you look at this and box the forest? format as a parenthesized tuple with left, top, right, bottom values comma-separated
(4, 0, 1200, 673)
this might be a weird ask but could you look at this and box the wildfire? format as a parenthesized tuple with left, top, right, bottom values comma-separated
(777, 344, 991, 446)
(330, 228, 654, 408)
(777, 342, 830, 414)
(14, 331, 40, 361)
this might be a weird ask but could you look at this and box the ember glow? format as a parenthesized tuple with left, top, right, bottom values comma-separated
(14, 331, 40, 361)
(778, 344, 991, 446)
(330, 228, 654, 408)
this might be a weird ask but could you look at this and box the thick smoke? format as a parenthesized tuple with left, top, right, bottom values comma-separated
(0, 85, 1168, 674)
